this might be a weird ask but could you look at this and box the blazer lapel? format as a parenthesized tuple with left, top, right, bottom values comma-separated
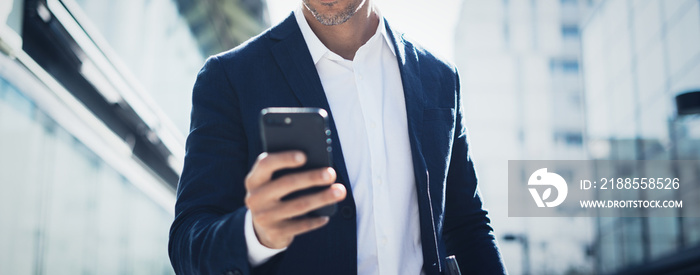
(268, 14, 353, 195)
(384, 20, 428, 192)
(269, 17, 330, 109)
(385, 20, 444, 273)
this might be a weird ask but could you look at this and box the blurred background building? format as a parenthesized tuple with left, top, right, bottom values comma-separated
(455, 0, 595, 274)
(0, 0, 266, 274)
(581, 0, 700, 274)
(456, 0, 700, 274)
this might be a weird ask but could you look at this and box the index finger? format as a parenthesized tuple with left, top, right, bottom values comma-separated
(245, 151, 306, 190)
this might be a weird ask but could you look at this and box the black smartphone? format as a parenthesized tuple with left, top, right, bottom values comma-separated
(260, 107, 336, 217)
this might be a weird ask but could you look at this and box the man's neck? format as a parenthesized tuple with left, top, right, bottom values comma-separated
(302, 3, 379, 60)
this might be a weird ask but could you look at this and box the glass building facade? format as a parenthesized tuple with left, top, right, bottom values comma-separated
(456, 0, 700, 273)
(455, 0, 596, 274)
(0, 0, 266, 274)
(69, 0, 207, 135)
(581, 0, 700, 274)
(0, 62, 175, 274)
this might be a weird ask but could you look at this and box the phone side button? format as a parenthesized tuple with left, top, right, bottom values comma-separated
(341, 205, 354, 219)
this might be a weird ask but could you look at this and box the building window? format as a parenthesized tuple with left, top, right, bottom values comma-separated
(562, 61, 580, 72)
(555, 132, 584, 145)
(562, 25, 580, 38)
(550, 59, 580, 73)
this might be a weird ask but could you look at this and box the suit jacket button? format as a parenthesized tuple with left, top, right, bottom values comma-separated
(224, 269, 241, 275)
(341, 205, 354, 219)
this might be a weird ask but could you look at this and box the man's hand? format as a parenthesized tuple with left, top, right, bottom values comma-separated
(244, 151, 347, 249)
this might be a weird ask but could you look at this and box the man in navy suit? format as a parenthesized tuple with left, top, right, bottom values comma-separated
(169, 1, 506, 274)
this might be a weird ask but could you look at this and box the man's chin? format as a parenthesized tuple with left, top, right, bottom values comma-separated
(308, 8, 354, 26)
(315, 15, 352, 26)
(304, 0, 362, 26)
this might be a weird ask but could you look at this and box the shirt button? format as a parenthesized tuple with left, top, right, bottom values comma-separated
(369, 122, 376, 128)
(357, 74, 363, 80)
(381, 237, 388, 246)
(375, 178, 383, 185)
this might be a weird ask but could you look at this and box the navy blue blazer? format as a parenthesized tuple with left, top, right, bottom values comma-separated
(169, 13, 506, 275)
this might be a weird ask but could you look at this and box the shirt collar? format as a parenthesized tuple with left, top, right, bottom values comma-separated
(294, 5, 396, 64)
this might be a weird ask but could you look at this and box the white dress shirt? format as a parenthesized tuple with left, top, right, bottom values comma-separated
(244, 6, 423, 274)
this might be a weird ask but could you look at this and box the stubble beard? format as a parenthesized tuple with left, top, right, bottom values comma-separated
(303, 0, 362, 26)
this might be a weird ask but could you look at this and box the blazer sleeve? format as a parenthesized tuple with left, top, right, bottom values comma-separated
(442, 70, 507, 275)
(168, 55, 252, 275)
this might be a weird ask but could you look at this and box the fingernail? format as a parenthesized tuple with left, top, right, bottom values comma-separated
(332, 187, 343, 198)
(322, 170, 331, 181)
(294, 152, 304, 163)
